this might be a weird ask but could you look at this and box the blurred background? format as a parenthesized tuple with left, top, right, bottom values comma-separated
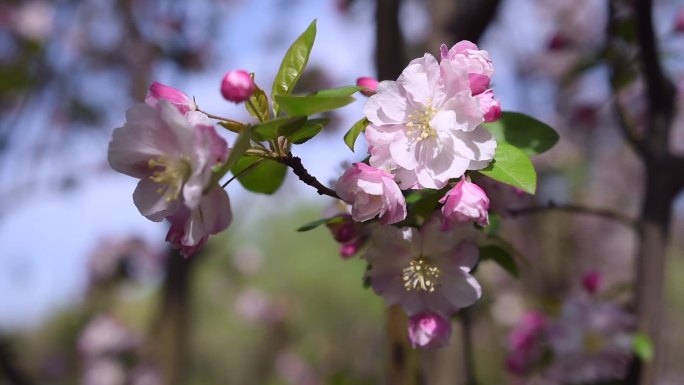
(1, 0, 684, 384)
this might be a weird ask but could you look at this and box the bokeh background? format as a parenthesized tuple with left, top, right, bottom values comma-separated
(1, 0, 684, 384)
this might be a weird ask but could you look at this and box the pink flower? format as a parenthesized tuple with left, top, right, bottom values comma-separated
(335, 163, 407, 225)
(364, 53, 496, 189)
(582, 271, 602, 294)
(363, 217, 481, 316)
(476, 89, 501, 122)
(545, 299, 636, 383)
(408, 312, 452, 349)
(356, 76, 379, 96)
(675, 7, 684, 33)
(506, 311, 548, 376)
(145, 82, 196, 115)
(78, 315, 139, 358)
(165, 186, 232, 257)
(440, 41, 494, 96)
(108, 101, 228, 221)
(221, 70, 255, 103)
(440, 179, 490, 228)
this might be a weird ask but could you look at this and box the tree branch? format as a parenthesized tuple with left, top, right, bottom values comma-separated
(506, 202, 638, 230)
(460, 309, 478, 385)
(445, 0, 501, 44)
(278, 153, 339, 199)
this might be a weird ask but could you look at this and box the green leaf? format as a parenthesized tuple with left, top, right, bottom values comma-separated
(311, 85, 363, 98)
(231, 155, 287, 194)
(251, 116, 307, 141)
(296, 215, 346, 232)
(479, 245, 519, 278)
(210, 127, 252, 185)
(478, 143, 537, 194)
(343, 118, 369, 152)
(281, 118, 329, 144)
(633, 333, 653, 362)
(483, 112, 559, 156)
(218, 121, 248, 133)
(246, 73, 269, 122)
(271, 19, 317, 115)
(274, 94, 355, 116)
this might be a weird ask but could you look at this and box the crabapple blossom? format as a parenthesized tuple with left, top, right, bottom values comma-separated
(506, 311, 548, 375)
(362, 216, 481, 316)
(364, 51, 496, 189)
(108, 101, 228, 219)
(145, 82, 197, 115)
(407, 312, 452, 349)
(440, 41, 494, 96)
(476, 89, 502, 122)
(335, 163, 406, 225)
(221, 70, 255, 103)
(440, 179, 490, 228)
(356, 76, 379, 96)
(545, 299, 635, 383)
(165, 186, 232, 257)
(581, 271, 602, 294)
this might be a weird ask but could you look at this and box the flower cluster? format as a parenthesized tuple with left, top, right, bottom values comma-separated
(506, 273, 637, 383)
(332, 41, 501, 348)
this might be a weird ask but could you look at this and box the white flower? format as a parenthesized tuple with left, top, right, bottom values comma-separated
(362, 217, 481, 316)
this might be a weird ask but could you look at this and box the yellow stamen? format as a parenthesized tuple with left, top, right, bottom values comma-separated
(148, 155, 192, 201)
(405, 105, 438, 141)
(402, 257, 441, 292)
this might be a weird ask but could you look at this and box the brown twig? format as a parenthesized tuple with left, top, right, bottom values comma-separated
(460, 309, 478, 385)
(278, 153, 339, 199)
(507, 202, 638, 230)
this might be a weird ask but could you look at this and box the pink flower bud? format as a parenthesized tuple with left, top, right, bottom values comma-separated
(675, 7, 684, 33)
(339, 241, 360, 259)
(581, 271, 602, 294)
(145, 82, 196, 114)
(335, 163, 406, 225)
(326, 218, 359, 243)
(356, 76, 379, 96)
(221, 70, 255, 103)
(468, 73, 490, 96)
(547, 33, 571, 51)
(407, 312, 452, 349)
(477, 89, 502, 122)
(440, 179, 490, 229)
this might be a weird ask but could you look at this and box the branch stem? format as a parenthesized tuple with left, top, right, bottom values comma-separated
(507, 202, 638, 230)
(278, 153, 339, 199)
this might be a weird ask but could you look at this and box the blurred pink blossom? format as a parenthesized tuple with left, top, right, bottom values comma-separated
(407, 312, 452, 349)
(145, 82, 197, 115)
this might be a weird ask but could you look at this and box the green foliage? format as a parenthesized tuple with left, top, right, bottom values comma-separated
(282, 118, 330, 144)
(633, 332, 653, 362)
(479, 245, 519, 278)
(231, 156, 287, 194)
(484, 112, 559, 156)
(297, 215, 347, 232)
(271, 20, 317, 115)
(210, 127, 252, 185)
(343, 118, 369, 152)
(274, 94, 355, 116)
(218, 121, 248, 133)
(251, 115, 306, 141)
(478, 143, 537, 194)
(311, 85, 363, 98)
(245, 73, 269, 122)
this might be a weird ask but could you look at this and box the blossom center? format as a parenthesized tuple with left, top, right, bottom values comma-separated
(406, 106, 438, 141)
(582, 331, 604, 353)
(402, 256, 441, 292)
(148, 155, 192, 201)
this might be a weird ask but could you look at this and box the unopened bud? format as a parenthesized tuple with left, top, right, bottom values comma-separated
(221, 70, 255, 103)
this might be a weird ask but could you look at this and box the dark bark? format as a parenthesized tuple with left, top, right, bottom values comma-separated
(376, 0, 407, 80)
(0, 342, 36, 385)
(445, 0, 502, 44)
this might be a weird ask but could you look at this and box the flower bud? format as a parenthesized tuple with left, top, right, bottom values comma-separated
(326, 218, 359, 243)
(356, 76, 379, 96)
(339, 241, 361, 259)
(145, 82, 196, 114)
(407, 312, 452, 349)
(477, 89, 502, 122)
(675, 7, 684, 33)
(221, 70, 255, 103)
(440, 179, 490, 229)
(581, 271, 602, 294)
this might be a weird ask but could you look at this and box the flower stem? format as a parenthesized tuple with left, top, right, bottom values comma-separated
(197, 109, 244, 126)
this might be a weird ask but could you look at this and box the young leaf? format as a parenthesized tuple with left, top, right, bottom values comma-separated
(231, 155, 287, 194)
(274, 94, 354, 116)
(483, 112, 559, 156)
(311, 85, 363, 98)
(218, 121, 248, 133)
(296, 215, 346, 232)
(281, 118, 329, 144)
(252, 116, 307, 141)
(633, 333, 653, 362)
(478, 143, 537, 194)
(246, 73, 269, 122)
(271, 20, 317, 115)
(479, 245, 519, 278)
(344, 118, 369, 152)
